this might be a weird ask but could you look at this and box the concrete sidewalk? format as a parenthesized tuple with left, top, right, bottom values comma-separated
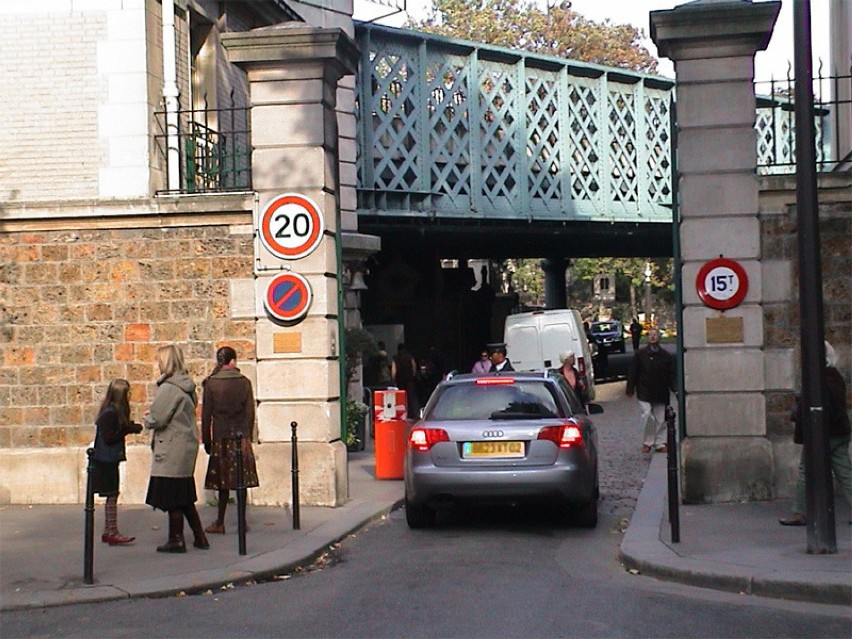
(620, 454, 852, 606)
(0, 452, 403, 612)
(1, 450, 850, 612)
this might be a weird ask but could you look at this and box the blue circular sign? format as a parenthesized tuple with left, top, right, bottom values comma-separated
(264, 272, 312, 322)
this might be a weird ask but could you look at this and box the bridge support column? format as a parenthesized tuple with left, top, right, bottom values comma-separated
(541, 258, 567, 309)
(222, 26, 361, 506)
(651, 1, 782, 503)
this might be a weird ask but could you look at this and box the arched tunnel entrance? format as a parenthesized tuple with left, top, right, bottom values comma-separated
(357, 216, 675, 378)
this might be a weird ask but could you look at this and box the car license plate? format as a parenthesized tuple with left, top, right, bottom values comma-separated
(463, 441, 524, 458)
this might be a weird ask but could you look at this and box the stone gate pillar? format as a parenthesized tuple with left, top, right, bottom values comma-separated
(651, 1, 782, 503)
(222, 25, 359, 506)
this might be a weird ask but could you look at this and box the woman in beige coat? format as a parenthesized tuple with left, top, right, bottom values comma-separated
(144, 345, 209, 553)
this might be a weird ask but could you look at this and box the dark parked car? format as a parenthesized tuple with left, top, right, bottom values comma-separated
(404, 371, 602, 528)
(589, 320, 626, 353)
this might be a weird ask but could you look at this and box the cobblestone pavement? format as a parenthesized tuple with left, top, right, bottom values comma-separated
(593, 379, 653, 526)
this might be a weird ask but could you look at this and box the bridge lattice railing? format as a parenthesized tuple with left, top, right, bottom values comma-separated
(355, 23, 676, 224)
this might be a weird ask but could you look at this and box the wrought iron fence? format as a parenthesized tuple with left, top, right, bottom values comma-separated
(154, 92, 252, 194)
(755, 65, 852, 174)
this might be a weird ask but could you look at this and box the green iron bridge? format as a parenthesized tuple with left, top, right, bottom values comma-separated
(353, 23, 677, 259)
(164, 23, 840, 260)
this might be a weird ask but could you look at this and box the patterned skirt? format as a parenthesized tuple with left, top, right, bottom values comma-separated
(204, 437, 259, 490)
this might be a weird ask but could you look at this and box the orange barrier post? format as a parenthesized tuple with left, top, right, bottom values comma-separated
(373, 389, 407, 480)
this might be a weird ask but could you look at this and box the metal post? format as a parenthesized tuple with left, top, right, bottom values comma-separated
(665, 405, 680, 543)
(235, 432, 247, 556)
(83, 448, 95, 584)
(291, 421, 300, 530)
(643, 262, 652, 325)
(793, 0, 836, 554)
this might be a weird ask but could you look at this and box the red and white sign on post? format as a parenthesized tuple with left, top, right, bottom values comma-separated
(696, 257, 749, 310)
(374, 389, 408, 422)
(258, 193, 325, 260)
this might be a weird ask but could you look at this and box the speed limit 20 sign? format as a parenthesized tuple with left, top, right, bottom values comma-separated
(696, 257, 749, 310)
(258, 193, 325, 260)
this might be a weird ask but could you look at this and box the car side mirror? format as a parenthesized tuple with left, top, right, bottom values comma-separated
(586, 403, 604, 415)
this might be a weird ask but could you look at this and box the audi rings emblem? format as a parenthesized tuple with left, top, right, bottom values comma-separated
(481, 430, 504, 438)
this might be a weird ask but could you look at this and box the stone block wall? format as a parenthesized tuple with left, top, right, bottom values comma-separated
(0, 218, 255, 464)
(759, 172, 852, 496)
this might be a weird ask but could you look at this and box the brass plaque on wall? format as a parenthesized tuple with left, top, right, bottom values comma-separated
(273, 332, 302, 353)
(705, 317, 744, 344)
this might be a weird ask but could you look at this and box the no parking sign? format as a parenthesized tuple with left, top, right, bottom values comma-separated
(264, 272, 313, 322)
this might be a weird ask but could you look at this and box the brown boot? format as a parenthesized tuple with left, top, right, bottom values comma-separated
(157, 510, 186, 553)
(184, 505, 210, 550)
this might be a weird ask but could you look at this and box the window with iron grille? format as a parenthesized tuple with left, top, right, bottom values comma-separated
(154, 92, 252, 194)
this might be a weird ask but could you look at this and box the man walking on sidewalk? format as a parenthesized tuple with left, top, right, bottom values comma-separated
(626, 328, 676, 454)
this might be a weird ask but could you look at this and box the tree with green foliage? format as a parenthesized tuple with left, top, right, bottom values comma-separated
(410, 0, 658, 74)
(570, 257, 674, 324)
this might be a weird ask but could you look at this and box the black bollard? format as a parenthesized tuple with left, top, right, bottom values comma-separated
(84, 448, 95, 584)
(665, 405, 680, 543)
(291, 421, 300, 530)
(235, 432, 247, 556)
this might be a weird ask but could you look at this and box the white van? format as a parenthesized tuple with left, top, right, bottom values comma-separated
(504, 309, 596, 400)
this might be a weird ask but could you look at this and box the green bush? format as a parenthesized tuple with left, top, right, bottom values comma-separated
(344, 327, 378, 383)
(345, 398, 369, 447)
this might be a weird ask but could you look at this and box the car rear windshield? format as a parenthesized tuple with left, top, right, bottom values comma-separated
(428, 381, 563, 421)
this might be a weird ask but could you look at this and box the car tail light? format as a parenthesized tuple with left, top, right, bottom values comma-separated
(537, 422, 584, 449)
(409, 427, 450, 452)
(576, 356, 587, 377)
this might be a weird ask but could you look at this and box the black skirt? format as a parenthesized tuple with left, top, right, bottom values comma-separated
(92, 461, 119, 497)
(145, 476, 198, 512)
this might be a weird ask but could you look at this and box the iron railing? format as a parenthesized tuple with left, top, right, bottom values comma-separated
(154, 92, 252, 194)
(755, 65, 852, 174)
(354, 22, 675, 224)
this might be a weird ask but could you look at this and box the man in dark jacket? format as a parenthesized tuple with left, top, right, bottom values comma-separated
(779, 341, 852, 526)
(487, 343, 515, 372)
(626, 328, 676, 453)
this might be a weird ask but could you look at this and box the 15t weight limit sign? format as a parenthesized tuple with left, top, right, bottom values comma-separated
(259, 193, 325, 260)
(696, 257, 749, 311)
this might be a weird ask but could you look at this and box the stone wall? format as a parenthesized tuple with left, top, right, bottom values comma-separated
(759, 172, 852, 497)
(0, 206, 260, 504)
(1, 221, 255, 449)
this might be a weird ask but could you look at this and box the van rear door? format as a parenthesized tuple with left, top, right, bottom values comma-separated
(504, 322, 542, 371)
(540, 320, 572, 369)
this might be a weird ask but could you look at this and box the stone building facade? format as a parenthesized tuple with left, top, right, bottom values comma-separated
(1, 0, 849, 508)
(1, 0, 373, 506)
(653, 0, 851, 504)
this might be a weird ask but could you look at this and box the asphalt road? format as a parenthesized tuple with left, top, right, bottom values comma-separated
(4, 381, 849, 639)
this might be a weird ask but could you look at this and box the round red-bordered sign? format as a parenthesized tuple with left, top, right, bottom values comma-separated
(258, 193, 325, 260)
(696, 258, 748, 310)
(264, 272, 313, 322)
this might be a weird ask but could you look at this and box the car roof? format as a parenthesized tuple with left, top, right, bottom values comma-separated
(443, 371, 556, 385)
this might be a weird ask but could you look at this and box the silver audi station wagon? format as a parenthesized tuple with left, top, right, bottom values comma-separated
(403, 371, 602, 528)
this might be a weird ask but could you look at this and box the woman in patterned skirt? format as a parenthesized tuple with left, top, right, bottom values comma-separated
(201, 345, 259, 534)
